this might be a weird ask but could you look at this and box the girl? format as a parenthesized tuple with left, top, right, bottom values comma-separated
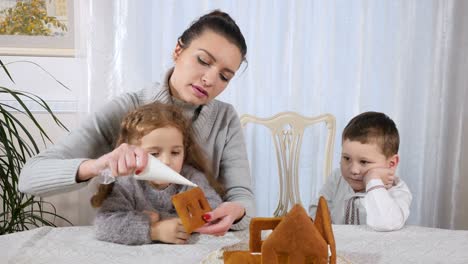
(92, 102, 223, 245)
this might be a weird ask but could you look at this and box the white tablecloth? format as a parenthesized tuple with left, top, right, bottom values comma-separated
(333, 225, 468, 263)
(0, 226, 243, 264)
(1, 225, 468, 263)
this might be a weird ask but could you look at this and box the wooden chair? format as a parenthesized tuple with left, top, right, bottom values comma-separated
(241, 112, 336, 216)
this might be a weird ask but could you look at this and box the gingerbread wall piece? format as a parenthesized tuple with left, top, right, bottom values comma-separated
(171, 187, 212, 233)
(249, 217, 283, 252)
(314, 197, 336, 263)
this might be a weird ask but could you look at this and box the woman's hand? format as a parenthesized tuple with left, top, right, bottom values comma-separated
(150, 218, 189, 244)
(195, 202, 245, 236)
(77, 143, 148, 182)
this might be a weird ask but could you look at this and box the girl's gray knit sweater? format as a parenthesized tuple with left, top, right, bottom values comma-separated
(94, 164, 222, 245)
(19, 68, 254, 231)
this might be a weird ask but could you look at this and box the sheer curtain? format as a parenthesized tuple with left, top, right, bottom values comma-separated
(79, 0, 468, 229)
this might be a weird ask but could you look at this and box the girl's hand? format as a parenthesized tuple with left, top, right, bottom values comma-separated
(195, 202, 245, 236)
(77, 143, 148, 181)
(150, 218, 189, 244)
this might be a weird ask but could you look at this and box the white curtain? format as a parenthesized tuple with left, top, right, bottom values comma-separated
(79, 0, 468, 229)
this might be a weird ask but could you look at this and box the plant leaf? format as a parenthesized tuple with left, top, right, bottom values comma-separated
(0, 59, 14, 83)
(0, 62, 72, 234)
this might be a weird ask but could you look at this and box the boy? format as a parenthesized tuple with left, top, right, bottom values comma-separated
(309, 111, 412, 231)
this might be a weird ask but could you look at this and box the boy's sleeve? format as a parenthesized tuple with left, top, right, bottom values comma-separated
(364, 178, 412, 231)
(94, 179, 152, 245)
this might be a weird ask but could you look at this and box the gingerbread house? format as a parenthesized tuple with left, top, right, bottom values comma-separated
(224, 197, 336, 264)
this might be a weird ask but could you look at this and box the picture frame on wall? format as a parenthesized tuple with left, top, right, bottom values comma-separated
(0, 0, 74, 57)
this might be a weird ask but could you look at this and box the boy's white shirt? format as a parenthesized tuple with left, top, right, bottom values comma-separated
(309, 168, 412, 231)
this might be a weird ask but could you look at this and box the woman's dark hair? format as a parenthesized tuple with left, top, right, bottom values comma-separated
(178, 10, 247, 61)
(90, 102, 224, 208)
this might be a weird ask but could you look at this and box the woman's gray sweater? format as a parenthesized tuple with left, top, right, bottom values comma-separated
(19, 69, 255, 231)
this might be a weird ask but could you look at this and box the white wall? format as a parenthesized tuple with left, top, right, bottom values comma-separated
(0, 56, 86, 112)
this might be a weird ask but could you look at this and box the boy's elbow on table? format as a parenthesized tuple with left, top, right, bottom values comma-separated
(367, 212, 406, 231)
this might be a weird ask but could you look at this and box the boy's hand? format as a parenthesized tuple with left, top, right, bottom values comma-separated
(150, 218, 189, 244)
(364, 167, 395, 189)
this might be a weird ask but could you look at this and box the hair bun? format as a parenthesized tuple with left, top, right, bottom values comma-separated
(204, 10, 230, 19)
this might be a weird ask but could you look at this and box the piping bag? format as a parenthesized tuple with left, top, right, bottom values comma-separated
(133, 154, 197, 186)
(96, 154, 197, 187)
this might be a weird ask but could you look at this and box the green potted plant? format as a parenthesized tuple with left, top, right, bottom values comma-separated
(0, 59, 71, 234)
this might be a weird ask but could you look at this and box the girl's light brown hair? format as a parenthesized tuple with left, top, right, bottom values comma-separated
(90, 102, 224, 208)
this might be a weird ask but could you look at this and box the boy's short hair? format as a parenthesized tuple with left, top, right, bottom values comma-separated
(342, 111, 399, 158)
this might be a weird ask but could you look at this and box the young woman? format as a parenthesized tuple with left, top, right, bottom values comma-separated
(19, 10, 254, 235)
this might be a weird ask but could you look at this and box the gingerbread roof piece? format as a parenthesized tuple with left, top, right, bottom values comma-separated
(262, 204, 329, 263)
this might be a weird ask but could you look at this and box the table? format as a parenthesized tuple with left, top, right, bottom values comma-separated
(0, 226, 244, 264)
(332, 225, 468, 263)
(1, 225, 467, 263)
